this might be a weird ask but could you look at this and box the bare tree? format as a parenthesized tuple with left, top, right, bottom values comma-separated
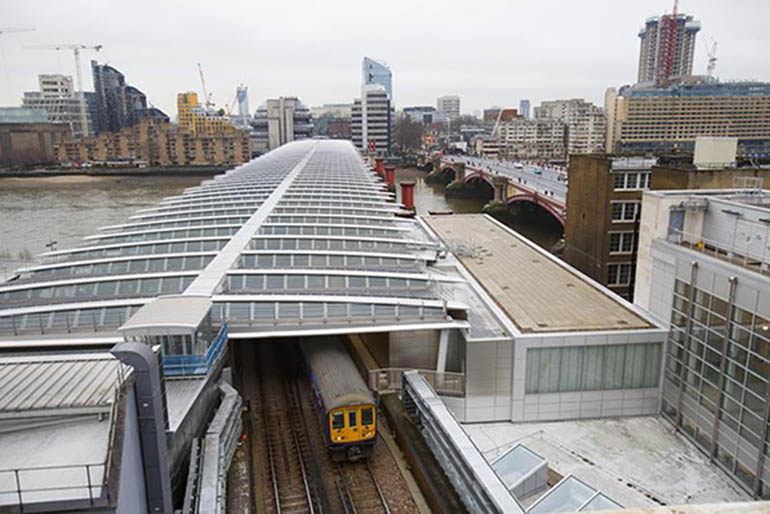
(394, 116, 424, 156)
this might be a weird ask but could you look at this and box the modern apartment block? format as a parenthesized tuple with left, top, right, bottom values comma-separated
(634, 188, 770, 498)
(177, 92, 238, 137)
(637, 12, 701, 83)
(492, 110, 566, 161)
(21, 74, 95, 137)
(251, 97, 313, 155)
(352, 85, 392, 156)
(534, 98, 605, 155)
(437, 95, 461, 119)
(605, 79, 770, 156)
(56, 117, 250, 167)
(91, 60, 168, 134)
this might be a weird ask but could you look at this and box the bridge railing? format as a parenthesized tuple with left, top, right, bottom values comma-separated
(369, 367, 465, 397)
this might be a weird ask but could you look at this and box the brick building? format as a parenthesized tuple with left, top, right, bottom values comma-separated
(56, 118, 250, 167)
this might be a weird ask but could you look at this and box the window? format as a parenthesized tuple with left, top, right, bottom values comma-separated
(609, 232, 635, 254)
(361, 407, 374, 426)
(607, 263, 632, 286)
(348, 410, 357, 427)
(332, 412, 344, 430)
(525, 343, 662, 394)
(611, 201, 639, 222)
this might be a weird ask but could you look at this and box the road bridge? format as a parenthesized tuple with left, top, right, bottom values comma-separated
(428, 154, 567, 226)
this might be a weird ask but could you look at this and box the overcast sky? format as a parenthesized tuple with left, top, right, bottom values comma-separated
(1, 0, 769, 118)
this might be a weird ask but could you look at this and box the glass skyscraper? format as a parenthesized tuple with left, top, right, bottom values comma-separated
(362, 57, 392, 101)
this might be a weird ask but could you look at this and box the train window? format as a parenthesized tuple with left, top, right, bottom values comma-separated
(361, 407, 374, 426)
(348, 410, 357, 427)
(332, 412, 344, 430)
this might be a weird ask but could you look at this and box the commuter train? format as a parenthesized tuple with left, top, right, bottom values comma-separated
(299, 338, 377, 461)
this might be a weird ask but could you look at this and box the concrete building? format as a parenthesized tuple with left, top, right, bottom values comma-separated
(352, 85, 392, 156)
(21, 74, 95, 137)
(534, 98, 604, 155)
(56, 117, 250, 167)
(177, 91, 238, 137)
(355, 57, 394, 156)
(403, 106, 438, 124)
(0, 108, 69, 167)
(91, 60, 167, 134)
(637, 12, 701, 83)
(437, 95, 461, 120)
(251, 97, 313, 155)
(519, 99, 531, 119)
(605, 79, 770, 156)
(634, 188, 770, 498)
(492, 110, 566, 161)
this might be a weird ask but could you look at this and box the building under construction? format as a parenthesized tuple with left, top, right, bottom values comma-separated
(637, 8, 701, 83)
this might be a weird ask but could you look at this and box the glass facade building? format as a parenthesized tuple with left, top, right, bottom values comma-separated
(362, 57, 392, 100)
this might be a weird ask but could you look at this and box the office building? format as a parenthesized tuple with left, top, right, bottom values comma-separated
(437, 95, 460, 119)
(605, 79, 770, 156)
(311, 103, 352, 139)
(352, 85, 393, 156)
(56, 117, 250, 167)
(177, 92, 237, 137)
(21, 74, 95, 137)
(251, 97, 313, 155)
(403, 106, 438, 124)
(634, 188, 770, 498)
(355, 57, 394, 156)
(637, 12, 701, 83)
(91, 60, 167, 134)
(0, 107, 69, 166)
(483, 108, 501, 124)
(534, 98, 605, 155)
(492, 109, 566, 160)
(519, 99, 531, 119)
(362, 57, 392, 100)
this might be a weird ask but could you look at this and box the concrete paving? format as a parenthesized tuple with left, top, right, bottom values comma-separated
(463, 416, 751, 509)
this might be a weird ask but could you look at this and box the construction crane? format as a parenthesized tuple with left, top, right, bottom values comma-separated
(197, 63, 214, 110)
(25, 44, 102, 138)
(706, 39, 718, 77)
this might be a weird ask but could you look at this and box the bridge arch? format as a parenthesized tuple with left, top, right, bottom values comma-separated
(506, 193, 565, 227)
(463, 170, 494, 189)
(439, 166, 456, 182)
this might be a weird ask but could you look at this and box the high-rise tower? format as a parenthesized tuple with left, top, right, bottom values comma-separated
(637, 9, 700, 84)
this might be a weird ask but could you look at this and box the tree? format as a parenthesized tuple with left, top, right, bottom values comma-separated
(394, 116, 424, 155)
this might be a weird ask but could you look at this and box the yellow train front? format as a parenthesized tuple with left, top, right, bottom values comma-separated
(300, 339, 377, 461)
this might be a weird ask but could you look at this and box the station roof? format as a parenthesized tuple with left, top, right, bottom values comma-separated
(0, 352, 129, 418)
(118, 295, 211, 335)
(423, 214, 655, 333)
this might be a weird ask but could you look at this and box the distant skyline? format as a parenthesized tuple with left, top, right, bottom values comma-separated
(1, 0, 769, 118)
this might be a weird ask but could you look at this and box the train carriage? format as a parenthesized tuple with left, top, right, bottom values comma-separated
(299, 338, 377, 461)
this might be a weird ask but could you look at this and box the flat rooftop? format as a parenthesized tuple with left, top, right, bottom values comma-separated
(423, 214, 653, 333)
(464, 416, 750, 508)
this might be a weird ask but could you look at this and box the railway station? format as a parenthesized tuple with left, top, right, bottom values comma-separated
(0, 140, 755, 513)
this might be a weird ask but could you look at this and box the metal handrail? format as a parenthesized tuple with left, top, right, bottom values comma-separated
(0, 462, 106, 508)
(668, 228, 770, 272)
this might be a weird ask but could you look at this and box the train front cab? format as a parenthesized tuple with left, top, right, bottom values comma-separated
(327, 404, 376, 461)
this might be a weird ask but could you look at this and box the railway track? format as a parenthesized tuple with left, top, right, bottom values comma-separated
(256, 345, 317, 514)
(336, 461, 391, 514)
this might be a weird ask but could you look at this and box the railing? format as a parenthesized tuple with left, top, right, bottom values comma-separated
(162, 323, 229, 377)
(667, 228, 770, 275)
(370, 367, 465, 397)
(0, 463, 107, 510)
(401, 371, 524, 514)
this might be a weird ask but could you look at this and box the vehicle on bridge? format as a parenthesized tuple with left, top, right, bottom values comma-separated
(300, 338, 377, 462)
